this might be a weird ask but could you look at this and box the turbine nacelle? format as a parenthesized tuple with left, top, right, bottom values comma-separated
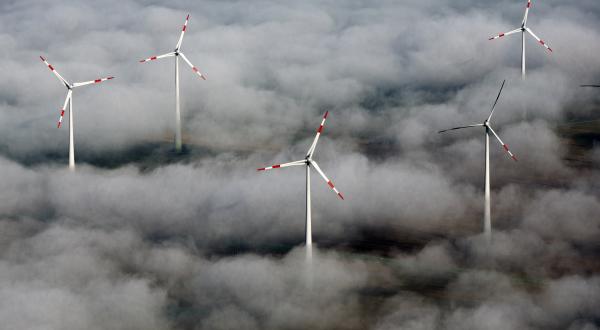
(40, 56, 114, 129)
(139, 15, 207, 80)
(257, 111, 344, 200)
(488, 0, 553, 70)
(438, 80, 517, 162)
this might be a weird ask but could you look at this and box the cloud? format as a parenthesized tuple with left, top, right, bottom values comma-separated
(0, 0, 599, 329)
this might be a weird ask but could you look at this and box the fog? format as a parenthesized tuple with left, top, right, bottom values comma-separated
(1, 0, 599, 329)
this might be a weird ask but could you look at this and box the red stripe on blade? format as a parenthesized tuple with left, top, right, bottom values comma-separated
(257, 168, 265, 171)
(317, 125, 323, 133)
(48, 65, 54, 71)
(324, 111, 329, 118)
(512, 155, 518, 161)
(328, 181, 334, 189)
(183, 25, 186, 31)
(272, 165, 280, 168)
(503, 144, 509, 151)
(150, 56, 157, 60)
(338, 193, 344, 200)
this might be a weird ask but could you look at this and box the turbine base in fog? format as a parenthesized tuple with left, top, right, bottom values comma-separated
(139, 14, 206, 152)
(439, 81, 516, 241)
(258, 111, 344, 254)
(39, 56, 114, 170)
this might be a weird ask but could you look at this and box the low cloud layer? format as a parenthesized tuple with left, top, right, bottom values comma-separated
(1, 0, 599, 329)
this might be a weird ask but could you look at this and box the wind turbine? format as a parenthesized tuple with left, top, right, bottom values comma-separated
(257, 111, 344, 260)
(40, 56, 114, 170)
(438, 81, 517, 241)
(139, 14, 206, 152)
(489, 0, 553, 78)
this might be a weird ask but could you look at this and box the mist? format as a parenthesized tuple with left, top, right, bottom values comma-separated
(1, 0, 599, 329)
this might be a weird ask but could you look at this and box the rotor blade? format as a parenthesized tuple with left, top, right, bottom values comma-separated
(523, 0, 531, 26)
(175, 14, 190, 51)
(57, 90, 72, 128)
(257, 160, 305, 171)
(310, 161, 344, 200)
(488, 28, 522, 41)
(581, 85, 600, 88)
(306, 111, 329, 158)
(139, 52, 176, 63)
(40, 56, 70, 87)
(179, 53, 206, 80)
(525, 27, 553, 52)
(488, 125, 518, 161)
(487, 80, 506, 122)
(438, 124, 483, 133)
(72, 76, 114, 88)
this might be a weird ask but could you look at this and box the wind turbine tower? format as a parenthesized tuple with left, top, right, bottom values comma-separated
(40, 56, 114, 170)
(257, 112, 344, 260)
(140, 14, 206, 152)
(439, 81, 518, 241)
(488, 0, 553, 78)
